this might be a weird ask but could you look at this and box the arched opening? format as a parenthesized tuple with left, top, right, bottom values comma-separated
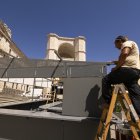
(58, 43, 74, 60)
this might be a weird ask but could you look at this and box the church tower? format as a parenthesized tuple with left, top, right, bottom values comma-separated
(46, 33, 86, 61)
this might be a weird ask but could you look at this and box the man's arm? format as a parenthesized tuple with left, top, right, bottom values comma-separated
(112, 47, 131, 71)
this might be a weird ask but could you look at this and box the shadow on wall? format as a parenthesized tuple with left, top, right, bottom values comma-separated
(85, 85, 103, 117)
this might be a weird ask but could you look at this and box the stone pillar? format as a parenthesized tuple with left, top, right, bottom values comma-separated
(74, 36, 86, 61)
(0, 81, 5, 92)
(46, 33, 59, 60)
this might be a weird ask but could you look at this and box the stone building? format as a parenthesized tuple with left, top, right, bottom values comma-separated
(0, 20, 29, 93)
(0, 20, 87, 98)
(0, 21, 46, 95)
(0, 20, 26, 58)
(46, 33, 86, 61)
(45, 33, 86, 96)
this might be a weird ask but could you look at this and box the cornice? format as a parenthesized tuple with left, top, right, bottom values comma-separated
(48, 33, 86, 41)
(0, 23, 27, 58)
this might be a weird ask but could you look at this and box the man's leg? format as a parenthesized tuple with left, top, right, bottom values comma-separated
(102, 75, 112, 104)
(102, 67, 140, 104)
(102, 68, 127, 104)
(125, 82, 140, 115)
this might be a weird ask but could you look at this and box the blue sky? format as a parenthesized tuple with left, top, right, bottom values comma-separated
(1, 0, 140, 62)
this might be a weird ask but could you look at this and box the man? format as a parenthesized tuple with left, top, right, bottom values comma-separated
(102, 35, 140, 116)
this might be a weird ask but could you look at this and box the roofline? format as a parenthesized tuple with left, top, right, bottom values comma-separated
(0, 23, 27, 58)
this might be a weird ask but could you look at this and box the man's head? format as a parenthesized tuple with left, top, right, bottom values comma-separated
(114, 35, 128, 49)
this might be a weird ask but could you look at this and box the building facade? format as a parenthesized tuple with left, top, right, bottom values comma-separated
(0, 21, 87, 97)
(46, 33, 86, 61)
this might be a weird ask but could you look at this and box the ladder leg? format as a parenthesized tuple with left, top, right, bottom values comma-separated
(119, 96, 140, 140)
(101, 86, 118, 140)
(95, 84, 140, 140)
(95, 107, 108, 140)
(122, 92, 140, 130)
(127, 112, 140, 140)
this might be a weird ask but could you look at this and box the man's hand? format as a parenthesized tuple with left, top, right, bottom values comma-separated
(112, 60, 118, 65)
(111, 67, 118, 72)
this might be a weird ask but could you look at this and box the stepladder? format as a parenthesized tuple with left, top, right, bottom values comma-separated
(95, 84, 140, 140)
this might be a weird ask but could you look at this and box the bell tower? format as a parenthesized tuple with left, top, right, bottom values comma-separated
(46, 33, 86, 61)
